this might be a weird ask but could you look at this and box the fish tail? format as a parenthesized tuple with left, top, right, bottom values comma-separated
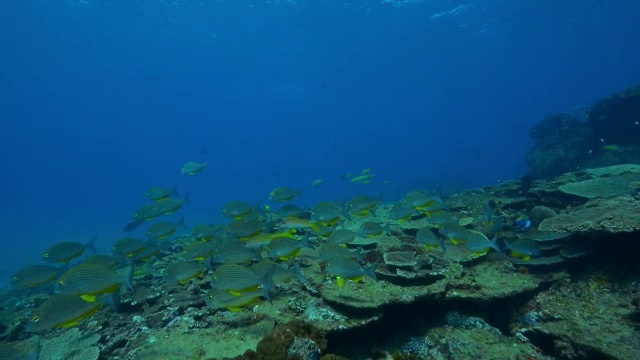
(366, 263, 378, 281)
(171, 184, 180, 197)
(86, 236, 97, 254)
(125, 265, 134, 291)
(177, 216, 187, 228)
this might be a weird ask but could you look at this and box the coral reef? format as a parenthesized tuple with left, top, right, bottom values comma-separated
(527, 85, 640, 178)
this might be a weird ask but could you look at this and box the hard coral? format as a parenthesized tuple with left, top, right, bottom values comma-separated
(221, 320, 332, 360)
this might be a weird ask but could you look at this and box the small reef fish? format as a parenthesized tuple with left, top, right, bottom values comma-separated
(464, 230, 501, 257)
(56, 264, 133, 302)
(146, 216, 185, 240)
(269, 186, 301, 202)
(164, 261, 208, 284)
(416, 227, 445, 252)
(145, 185, 178, 201)
(11, 265, 61, 288)
(267, 235, 312, 261)
(505, 238, 541, 261)
(211, 263, 275, 300)
(311, 202, 345, 227)
(222, 201, 255, 219)
(211, 240, 261, 264)
(206, 288, 265, 312)
(311, 178, 324, 188)
(349, 195, 377, 216)
(112, 238, 148, 258)
(326, 229, 357, 245)
(28, 294, 111, 332)
(80, 255, 120, 269)
(181, 161, 207, 175)
(325, 256, 377, 288)
(514, 215, 531, 231)
(389, 202, 416, 223)
(42, 239, 96, 264)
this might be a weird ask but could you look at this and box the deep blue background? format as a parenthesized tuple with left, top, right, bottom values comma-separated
(1, 0, 639, 281)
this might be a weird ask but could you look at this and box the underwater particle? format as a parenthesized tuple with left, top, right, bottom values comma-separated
(42, 240, 96, 264)
(270, 186, 301, 202)
(325, 256, 377, 287)
(11, 264, 61, 288)
(181, 160, 207, 175)
(28, 294, 109, 332)
(145, 185, 178, 201)
(56, 264, 133, 300)
(163, 261, 207, 284)
(311, 178, 324, 188)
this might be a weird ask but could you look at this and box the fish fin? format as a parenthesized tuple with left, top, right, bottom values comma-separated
(336, 276, 345, 288)
(366, 263, 378, 281)
(81, 294, 96, 303)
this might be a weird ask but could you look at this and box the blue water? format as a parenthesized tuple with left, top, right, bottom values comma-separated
(2, 0, 639, 281)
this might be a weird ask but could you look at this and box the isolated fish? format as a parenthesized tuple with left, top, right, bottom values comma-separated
(311, 179, 324, 188)
(181, 161, 207, 175)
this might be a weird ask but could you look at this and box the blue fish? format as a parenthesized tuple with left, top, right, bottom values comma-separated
(514, 215, 531, 231)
